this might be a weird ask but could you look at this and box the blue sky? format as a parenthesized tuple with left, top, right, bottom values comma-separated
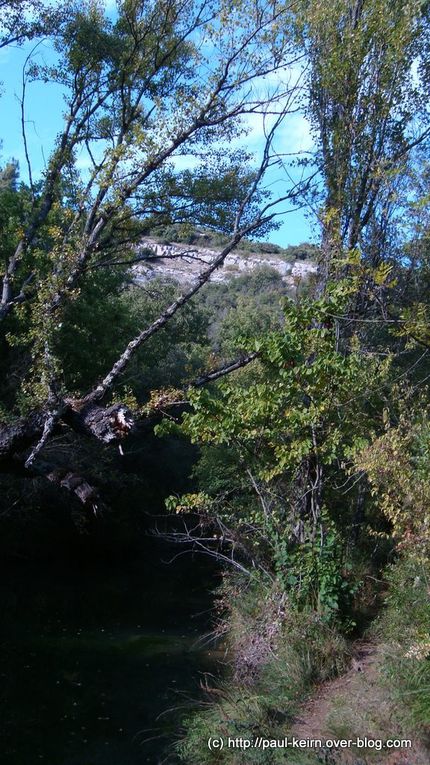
(0, 9, 316, 248)
(0, 40, 64, 173)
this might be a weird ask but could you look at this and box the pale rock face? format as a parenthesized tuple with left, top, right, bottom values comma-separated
(132, 238, 317, 287)
(291, 261, 318, 278)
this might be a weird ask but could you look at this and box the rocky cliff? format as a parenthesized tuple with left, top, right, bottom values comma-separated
(132, 238, 317, 287)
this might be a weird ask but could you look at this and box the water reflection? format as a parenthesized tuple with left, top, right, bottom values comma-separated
(0, 545, 219, 764)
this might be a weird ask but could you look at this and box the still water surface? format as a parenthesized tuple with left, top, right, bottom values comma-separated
(0, 545, 219, 765)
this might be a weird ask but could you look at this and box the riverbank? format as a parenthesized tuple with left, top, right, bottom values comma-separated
(177, 559, 430, 765)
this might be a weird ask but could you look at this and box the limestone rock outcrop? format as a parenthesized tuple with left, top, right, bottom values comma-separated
(132, 238, 317, 287)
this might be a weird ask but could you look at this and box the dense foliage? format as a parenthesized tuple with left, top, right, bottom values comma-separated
(1, 0, 430, 763)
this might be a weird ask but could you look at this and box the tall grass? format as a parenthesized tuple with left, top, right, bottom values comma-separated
(177, 574, 348, 764)
(375, 557, 430, 735)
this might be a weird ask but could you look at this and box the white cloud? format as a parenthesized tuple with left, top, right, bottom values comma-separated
(169, 154, 200, 172)
(279, 113, 313, 154)
(75, 154, 94, 172)
(236, 109, 314, 158)
(230, 61, 312, 157)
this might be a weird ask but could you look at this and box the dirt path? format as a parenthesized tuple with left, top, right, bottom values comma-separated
(292, 641, 377, 742)
(289, 641, 428, 765)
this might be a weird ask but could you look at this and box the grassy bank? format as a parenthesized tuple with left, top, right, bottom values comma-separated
(176, 559, 430, 765)
(176, 574, 349, 765)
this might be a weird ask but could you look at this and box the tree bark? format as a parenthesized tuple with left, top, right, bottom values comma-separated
(0, 401, 134, 465)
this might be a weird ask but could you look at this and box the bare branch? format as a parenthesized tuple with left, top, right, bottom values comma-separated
(194, 352, 260, 387)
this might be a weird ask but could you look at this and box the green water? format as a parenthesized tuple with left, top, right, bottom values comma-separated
(0, 545, 220, 765)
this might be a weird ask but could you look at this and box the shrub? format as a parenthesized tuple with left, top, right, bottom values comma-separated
(375, 557, 430, 734)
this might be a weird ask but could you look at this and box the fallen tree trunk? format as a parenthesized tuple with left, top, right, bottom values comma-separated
(0, 351, 259, 513)
(0, 401, 134, 463)
(0, 410, 47, 459)
(0, 349, 259, 466)
(62, 400, 134, 443)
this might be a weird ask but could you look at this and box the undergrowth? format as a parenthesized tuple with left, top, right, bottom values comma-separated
(177, 574, 348, 764)
(177, 559, 430, 765)
(375, 557, 430, 736)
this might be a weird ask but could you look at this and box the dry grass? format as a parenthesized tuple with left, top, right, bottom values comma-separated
(287, 641, 429, 765)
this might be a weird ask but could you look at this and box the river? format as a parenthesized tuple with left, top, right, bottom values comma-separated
(0, 542, 220, 764)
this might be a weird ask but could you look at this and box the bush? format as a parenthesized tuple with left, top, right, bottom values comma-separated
(375, 557, 430, 734)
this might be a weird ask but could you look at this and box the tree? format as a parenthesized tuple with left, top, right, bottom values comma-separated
(0, 0, 302, 506)
(291, 0, 430, 548)
(0, 1, 63, 49)
(163, 284, 391, 604)
(158, 0, 430, 614)
(158, 4, 430, 756)
(295, 0, 430, 288)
